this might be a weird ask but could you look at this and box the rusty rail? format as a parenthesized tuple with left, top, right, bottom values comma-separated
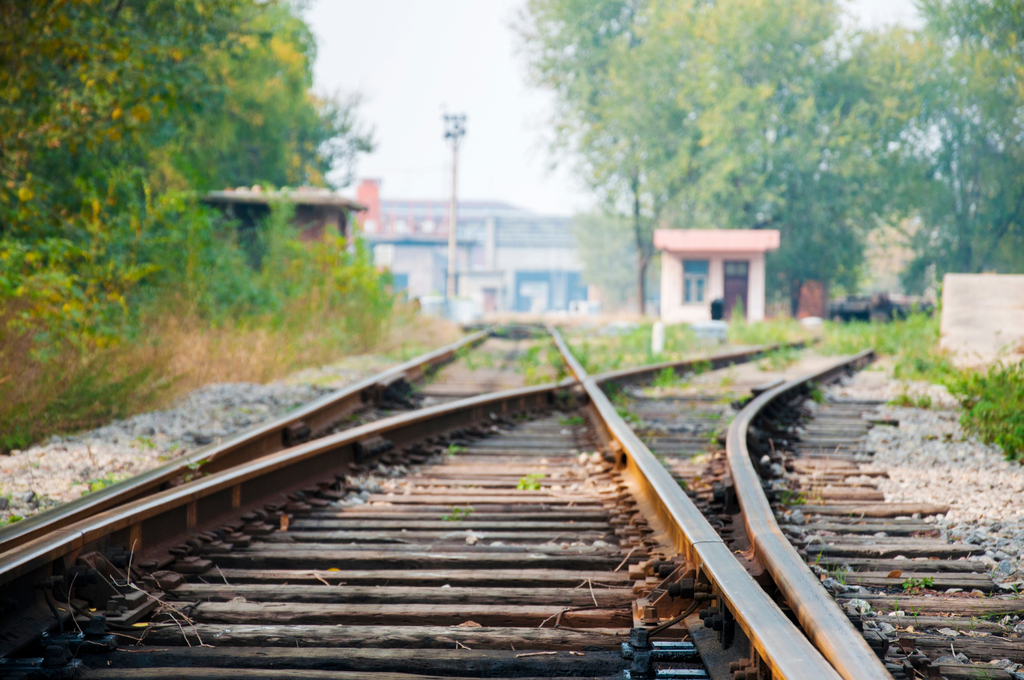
(726, 349, 889, 680)
(0, 330, 488, 554)
(548, 325, 843, 680)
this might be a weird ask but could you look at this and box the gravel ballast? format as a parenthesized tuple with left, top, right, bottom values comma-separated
(827, 368, 1024, 588)
(0, 357, 391, 524)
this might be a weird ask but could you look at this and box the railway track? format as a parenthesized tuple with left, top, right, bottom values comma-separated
(10, 323, 998, 680)
(730, 361, 1024, 680)
(0, 329, 545, 554)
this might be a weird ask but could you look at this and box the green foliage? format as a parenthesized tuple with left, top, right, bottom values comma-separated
(520, 0, 904, 310)
(897, 0, 1024, 290)
(78, 472, 129, 497)
(819, 313, 956, 383)
(777, 489, 806, 506)
(727, 318, 804, 347)
(0, 0, 382, 452)
(516, 474, 545, 491)
(757, 347, 800, 372)
(902, 577, 935, 593)
(819, 314, 1024, 462)
(566, 323, 698, 375)
(559, 415, 585, 426)
(652, 367, 685, 389)
(515, 340, 567, 385)
(0, 0, 377, 352)
(519, 1, 687, 310)
(442, 506, 474, 522)
(522, 0, 1024, 303)
(0, 514, 23, 528)
(947, 361, 1024, 461)
(889, 392, 934, 410)
(445, 445, 466, 457)
(160, 3, 373, 192)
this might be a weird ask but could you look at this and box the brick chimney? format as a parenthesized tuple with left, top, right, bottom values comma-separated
(356, 178, 381, 232)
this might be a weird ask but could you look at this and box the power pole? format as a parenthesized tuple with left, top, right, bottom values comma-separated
(444, 113, 466, 300)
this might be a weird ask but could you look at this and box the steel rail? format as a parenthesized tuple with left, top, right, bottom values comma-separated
(547, 325, 843, 680)
(0, 331, 489, 554)
(726, 349, 889, 680)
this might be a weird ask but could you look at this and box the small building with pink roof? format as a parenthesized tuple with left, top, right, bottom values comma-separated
(655, 229, 781, 323)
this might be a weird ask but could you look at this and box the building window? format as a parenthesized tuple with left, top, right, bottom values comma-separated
(683, 260, 709, 303)
(724, 261, 749, 277)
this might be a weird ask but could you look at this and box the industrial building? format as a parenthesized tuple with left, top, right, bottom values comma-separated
(356, 179, 589, 314)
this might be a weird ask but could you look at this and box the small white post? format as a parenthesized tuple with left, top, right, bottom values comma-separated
(651, 320, 665, 356)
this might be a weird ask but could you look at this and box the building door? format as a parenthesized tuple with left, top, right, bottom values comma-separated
(723, 261, 749, 320)
(483, 288, 498, 313)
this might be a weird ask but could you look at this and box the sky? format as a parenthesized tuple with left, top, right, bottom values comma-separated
(306, 0, 921, 217)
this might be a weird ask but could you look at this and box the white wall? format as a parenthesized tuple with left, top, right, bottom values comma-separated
(660, 250, 767, 323)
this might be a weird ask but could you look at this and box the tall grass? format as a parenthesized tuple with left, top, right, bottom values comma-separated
(818, 313, 956, 382)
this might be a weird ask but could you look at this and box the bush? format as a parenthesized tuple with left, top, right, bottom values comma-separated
(946, 361, 1024, 462)
(0, 198, 396, 453)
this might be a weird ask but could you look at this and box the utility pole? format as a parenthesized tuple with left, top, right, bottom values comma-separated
(443, 113, 466, 300)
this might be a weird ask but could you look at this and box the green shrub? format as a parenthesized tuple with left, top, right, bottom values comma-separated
(946, 361, 1024, 461)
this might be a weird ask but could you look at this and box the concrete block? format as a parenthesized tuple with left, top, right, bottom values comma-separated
(940, 273, 1024, 367)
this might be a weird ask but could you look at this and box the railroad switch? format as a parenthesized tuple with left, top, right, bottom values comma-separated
(729, 657, 769, 680)
(698, 604, 736, 649)
(621, 627, 704, 679)
(0, 641, 84, 679)
(40, 615, 116, 655)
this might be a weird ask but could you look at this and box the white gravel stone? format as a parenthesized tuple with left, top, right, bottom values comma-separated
(1, 357, 391, 525)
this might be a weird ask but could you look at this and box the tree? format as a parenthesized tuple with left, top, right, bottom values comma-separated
(520, 0, 907, 315)
(646, 0, 910, 312)
(572, 212, 638, 309)
(154, 2, 374, 192)
(0, 0, 374, 348)
(898, 0, 1024, 290)
(518, 0, 687, 314)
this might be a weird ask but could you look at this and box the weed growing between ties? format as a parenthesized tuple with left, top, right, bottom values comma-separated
(517, 473, 545, 490)
(652, 367, 687, 389)
(515, 339, 567, 385)
(443, 506, 474, 521)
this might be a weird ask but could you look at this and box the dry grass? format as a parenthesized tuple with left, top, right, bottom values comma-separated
(0, 304, 461, 453)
